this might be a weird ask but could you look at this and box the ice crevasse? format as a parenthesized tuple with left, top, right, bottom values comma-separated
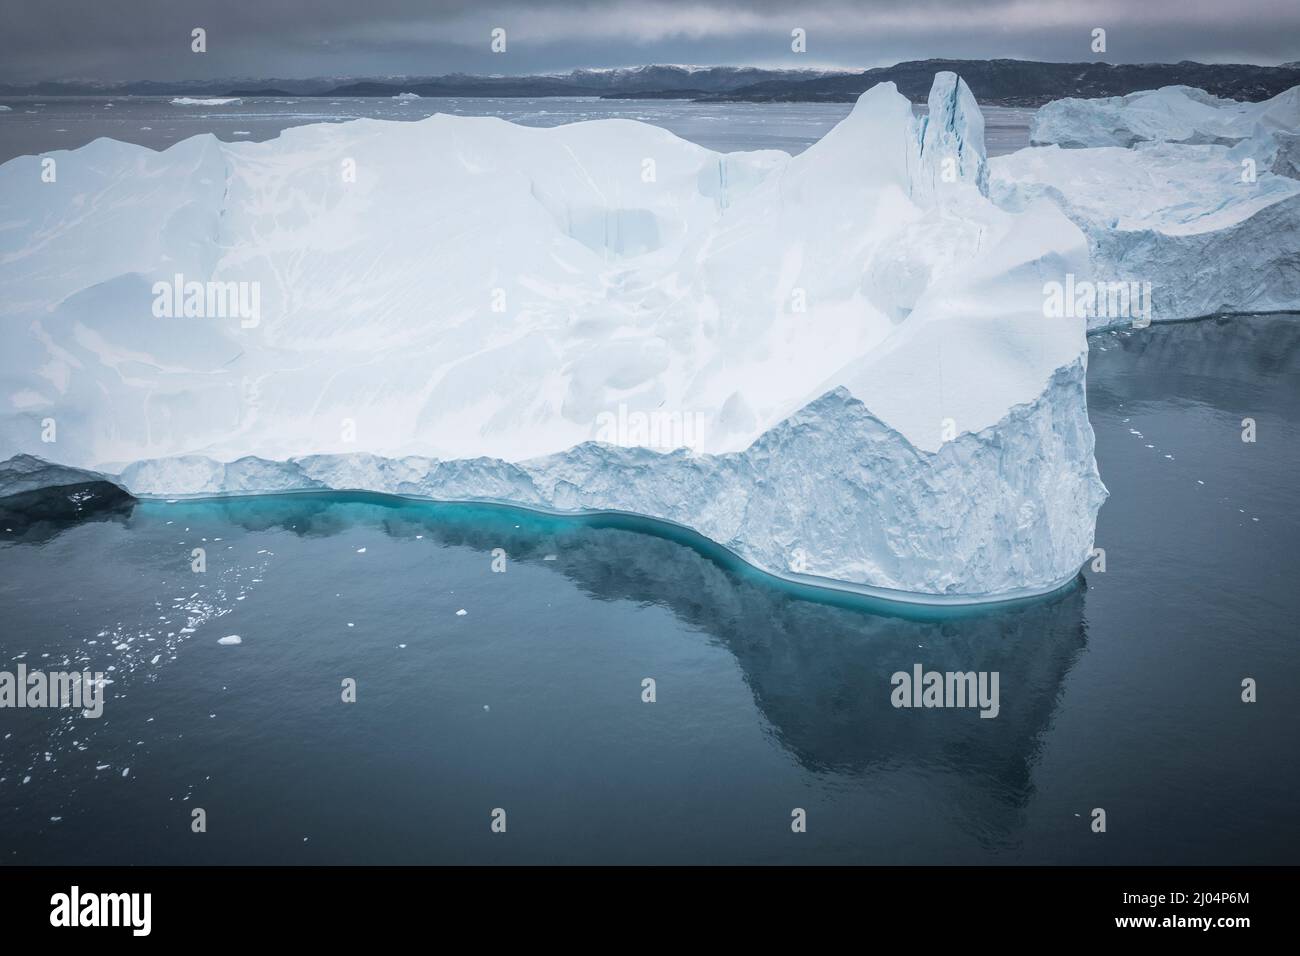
(0, 73, 1108, 601)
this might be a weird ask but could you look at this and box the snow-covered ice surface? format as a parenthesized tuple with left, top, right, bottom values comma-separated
(994, 84, 1300, 329)
(0, 73, 1106, 600)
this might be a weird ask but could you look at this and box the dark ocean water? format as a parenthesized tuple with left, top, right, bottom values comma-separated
(0, 315, 1296, 864)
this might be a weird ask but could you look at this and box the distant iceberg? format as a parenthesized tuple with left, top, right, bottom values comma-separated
(1030, 85, 1299, 156)
(169, 96, 242, 106)
(0, 72, 1107, 600)
(391, 92, 421, 101)
(994, 83, 1300, 328)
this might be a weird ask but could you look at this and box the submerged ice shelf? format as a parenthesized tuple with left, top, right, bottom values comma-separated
(24, 70, 1267, 600)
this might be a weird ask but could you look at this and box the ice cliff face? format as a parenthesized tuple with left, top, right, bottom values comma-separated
(995, 84, 1300, 329)
(1, 72, 1105, 600)
(121, 361, 1102, 599)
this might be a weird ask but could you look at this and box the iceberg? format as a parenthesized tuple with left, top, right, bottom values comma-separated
(0, 73, 1106, 600)
(0, 454, 134, 525)
(1030, 85, 1300, 161)
(169, 97, 243, 106)
(994, 84, 1300, 328)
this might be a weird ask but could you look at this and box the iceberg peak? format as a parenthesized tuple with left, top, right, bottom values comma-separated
(917, 71, 989, 197)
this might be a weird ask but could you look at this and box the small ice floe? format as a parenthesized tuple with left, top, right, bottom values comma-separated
(398, 643, 407, 649)
(170, 97, 242, 106)
(543, 554, 557, 561)
(22, 776, 30, 784)
(50, 816, 62, 822)
(121, 768, 130, 778)
(483, 705, 490, 712)
(232, 131, 251, 136)
(96, 764, 110, 771)
(356, 547, 367, 553)
(217, 635, 242, 646)
(456, 609, 467, 616)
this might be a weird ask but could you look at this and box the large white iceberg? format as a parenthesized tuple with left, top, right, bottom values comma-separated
(0, 73, 1106, 601)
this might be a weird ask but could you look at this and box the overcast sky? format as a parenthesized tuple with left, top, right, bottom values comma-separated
(4, 0, 1299, 82)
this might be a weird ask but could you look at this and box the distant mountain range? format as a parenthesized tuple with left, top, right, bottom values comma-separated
(4, 60, 1299, 106)
(0, 66, 845, 99)
(680, 59, 1300, 106)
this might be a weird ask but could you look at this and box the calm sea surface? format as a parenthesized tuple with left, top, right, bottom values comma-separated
(1, 316, 1297, 864)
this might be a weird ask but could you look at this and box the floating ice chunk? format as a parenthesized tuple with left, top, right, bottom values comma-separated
(170, 97, 242, 106)
(217, 635, 242, 645)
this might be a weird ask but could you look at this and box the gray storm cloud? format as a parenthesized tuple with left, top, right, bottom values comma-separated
(2, 0, 1298, 81)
